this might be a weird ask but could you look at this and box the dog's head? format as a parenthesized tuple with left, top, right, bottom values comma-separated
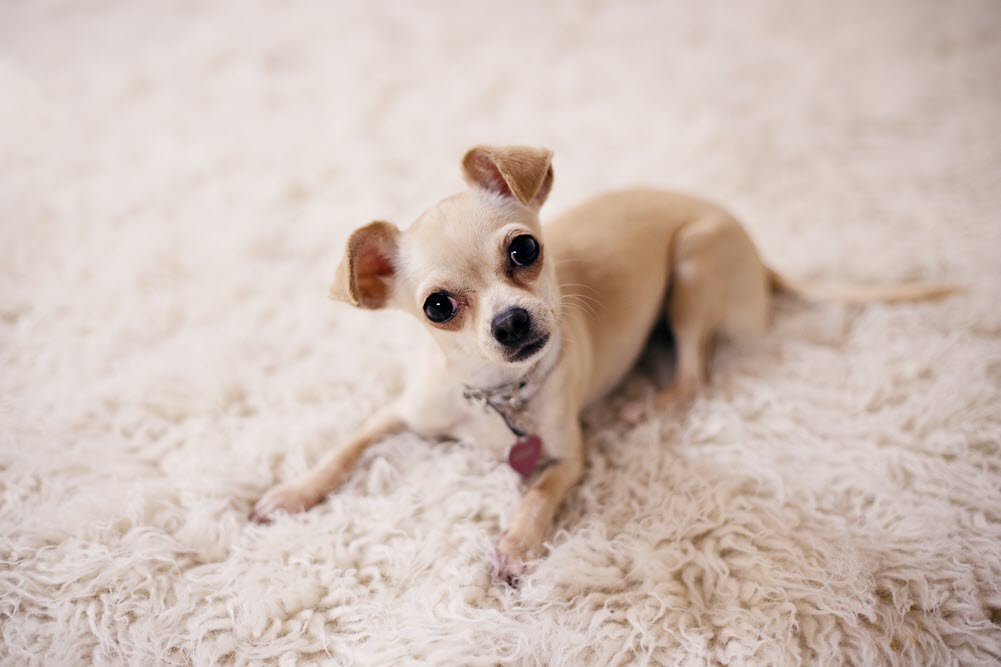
(330, 145, 558, 374)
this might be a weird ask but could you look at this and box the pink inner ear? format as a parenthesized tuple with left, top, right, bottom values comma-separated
(469, 153, 513, 198)
(357, 243, 393, 278)
(354, 239, 394, 307)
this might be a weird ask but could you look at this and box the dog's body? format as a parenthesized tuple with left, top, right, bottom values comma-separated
(252, 146, 956, 581)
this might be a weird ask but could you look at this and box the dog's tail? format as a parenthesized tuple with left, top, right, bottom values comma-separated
(766, 267, 963, 304)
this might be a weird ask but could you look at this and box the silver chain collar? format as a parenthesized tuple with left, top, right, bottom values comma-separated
(462, 379, 529, 411)
(460, 346, 559, 437)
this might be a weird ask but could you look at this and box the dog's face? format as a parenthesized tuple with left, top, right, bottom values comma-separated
(330, 145, 559, 373)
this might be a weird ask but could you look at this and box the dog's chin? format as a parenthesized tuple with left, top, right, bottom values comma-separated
(503, 333, 551, 364)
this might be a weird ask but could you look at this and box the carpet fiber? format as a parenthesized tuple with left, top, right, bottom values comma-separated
(2, 1, 1001, 664)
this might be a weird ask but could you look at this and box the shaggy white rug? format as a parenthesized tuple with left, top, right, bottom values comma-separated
(2, 0, 1001, 664)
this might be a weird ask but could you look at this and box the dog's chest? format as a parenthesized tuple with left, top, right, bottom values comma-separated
(449, 403, 527, 458)
(400, 382, 536, 461)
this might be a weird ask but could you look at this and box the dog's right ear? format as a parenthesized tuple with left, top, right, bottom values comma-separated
(462, 145, 554, 211)
(329, 221, 400, 309)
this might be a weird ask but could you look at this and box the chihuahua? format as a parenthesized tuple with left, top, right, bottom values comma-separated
(251, 145, 957, 581)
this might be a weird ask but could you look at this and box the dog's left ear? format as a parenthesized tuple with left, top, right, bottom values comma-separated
(462, 145, 554, 211)
(330, 221, 400, 309)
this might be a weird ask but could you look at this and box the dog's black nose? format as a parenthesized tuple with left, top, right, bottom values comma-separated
(491, 307, 532, 348)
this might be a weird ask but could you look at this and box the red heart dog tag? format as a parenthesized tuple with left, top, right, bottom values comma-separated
(508, 435, 542, 478)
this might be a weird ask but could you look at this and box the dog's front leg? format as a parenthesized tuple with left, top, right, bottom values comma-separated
(250, 408, 403, 523)
(496, 422, 583, 583)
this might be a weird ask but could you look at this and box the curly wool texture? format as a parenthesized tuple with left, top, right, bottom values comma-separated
(2, 1, 1001, 665)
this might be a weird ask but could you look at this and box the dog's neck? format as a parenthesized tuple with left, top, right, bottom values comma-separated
(459, 333, 562, 438)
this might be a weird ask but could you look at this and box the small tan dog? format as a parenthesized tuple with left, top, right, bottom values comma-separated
(252, 145, 956, 581)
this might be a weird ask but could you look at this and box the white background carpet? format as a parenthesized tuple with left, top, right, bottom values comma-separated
(2, 1, 1001, 664)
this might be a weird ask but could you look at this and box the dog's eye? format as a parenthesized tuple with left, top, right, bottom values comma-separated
(423, 292, 456, 323)
(508, 235, 539, 267)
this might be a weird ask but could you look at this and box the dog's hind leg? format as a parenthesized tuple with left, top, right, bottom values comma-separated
(666, 213, 771, 396)
(620, 214, 769, 422)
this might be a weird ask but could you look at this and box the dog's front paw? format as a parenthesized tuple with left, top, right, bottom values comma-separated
(250, 481, 321, 523)
(494, 529, 542, 586)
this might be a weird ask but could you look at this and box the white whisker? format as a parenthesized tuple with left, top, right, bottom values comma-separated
(559, 294, 601, 318)
(558, 298, 598, 321)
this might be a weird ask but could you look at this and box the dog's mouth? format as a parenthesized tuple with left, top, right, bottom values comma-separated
(507, 333, 550, 363)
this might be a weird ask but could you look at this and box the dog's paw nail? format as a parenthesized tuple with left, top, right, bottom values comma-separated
(251, 498, 273, 520)
(250, 483, 316, 523)
(494, 530, 538, 586)
(494, 554, 524, 587)
(249, 504, 274, 524)
(619, 401, 647, 424)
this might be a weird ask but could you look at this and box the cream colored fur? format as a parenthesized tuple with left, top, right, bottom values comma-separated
(253, 148, 957, 579)
(2, 1, 1000, 665)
